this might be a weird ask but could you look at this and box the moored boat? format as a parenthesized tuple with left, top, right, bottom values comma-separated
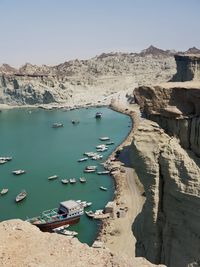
(100, 186, 108, 191)
(16, 190, 27, 202)
(85, 166, 97, 170)
(78, 157, 88, 162)
(84, 169, 96, 173)
(27, 200, 84, 232)
(48, 175, 59, 180)
(52, 123, 64, 128)
(69, 178, 76, 184)
(0, 188, 8, 195)
(12, 169, 26, 175)
(99, 136, 110, 141)
(97, 171, 110, 175)
(79, 177, 86, 183)
(61, 179, 69, 184)
(95, 112, 102, 118)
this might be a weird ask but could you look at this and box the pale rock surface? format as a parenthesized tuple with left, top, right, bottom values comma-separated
(130, 119, 200, 267)
(0, 219, 165, 267)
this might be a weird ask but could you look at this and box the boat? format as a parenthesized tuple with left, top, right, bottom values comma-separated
(106, 142, 114, 145)
(99, 137, 110, 141)
(69, 178, 76, 184)
(12, 169, 26, 175)
(0, 156, 12, 161)
(83, 152, 96, 157)
(0, 159, 6, 164)
(78, 157, 88, 162)
(60, 230, 78, 236)
(16, 190, 27, 202)
(79, 177, 86, 183)
(97, 171, 110, 175)
(85, 209, 109, 219)
(96, 147, 108, 152)
(48, 175, 59, 180)
(85, 166, 97, 170)
(27, 200, 84, 232)
(91, 155, 103, 160)
(52, 123, 64, 128)
(0, 188, 8, 195)
(96, 144, 107, 149)
(86, 202, 92, 207)
(84, 169, 96, 173)
(85, 210, 95, 218)
(100, 186, 108, 191)
(95, 112, 102, 118)
(71, 120, 80, 125)
(61, 179, 69, 184)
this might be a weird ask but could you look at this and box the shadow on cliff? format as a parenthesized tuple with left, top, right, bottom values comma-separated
(117, 145, 132, 167)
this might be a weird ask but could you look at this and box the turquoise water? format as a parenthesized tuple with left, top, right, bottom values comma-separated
(0, 107, 131, 245)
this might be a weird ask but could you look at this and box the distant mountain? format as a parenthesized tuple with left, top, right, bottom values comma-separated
(184, 47, 200, 54)
(139, 45, 173, 56)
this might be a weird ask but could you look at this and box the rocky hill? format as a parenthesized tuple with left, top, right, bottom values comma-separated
(0, 46, 177, 106)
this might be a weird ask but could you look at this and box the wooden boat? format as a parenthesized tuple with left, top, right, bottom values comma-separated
(79, 177, 86, 183)
(12, 169, 26, 175)
(0, 188, 8, 195)
(16, 190, 27, 202)
(52, 123, 64, 128)
(99, 137, 110, 141)
(61, 179, 69, 184)
(100, 186, 108, 191)
(48, 175, 59, 180)
(78, 157, 88, 162)
(27, 200, 84, 232)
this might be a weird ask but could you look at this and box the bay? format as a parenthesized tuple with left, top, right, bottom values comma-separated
(0, 107, 131, 245)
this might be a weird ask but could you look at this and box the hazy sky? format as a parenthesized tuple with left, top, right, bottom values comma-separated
(0, 0, 199, 66)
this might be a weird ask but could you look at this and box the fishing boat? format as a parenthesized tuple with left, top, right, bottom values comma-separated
(12, 169, 26, 175)
(61, 179, 69, 184)
(0, 159, 6, 164)
(96, 147, 108, 152)
(69, 178, 76, 184)
(60, 229, 78, 236)
(16, 190, 27, 202)
(95, 112, 102, 118)
(27, 200, 84, 232)
(0, 188, 8, 195)
(96, 144, 107, 149)
(78, 157, 88, 162)
(0, 156, 12, 161)
(99, 137, 110, 141)
(100, 186, 108, 191)
(97, 171, 110, 175)
(86, 166, 97, 170)
(48, 175, 59, 180)
(84, 169, 96, 173)
(79, 177, 86, 183)
(52, 123, 64, 128)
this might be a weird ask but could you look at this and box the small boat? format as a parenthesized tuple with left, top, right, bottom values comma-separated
(106, 142, 114, 145)
(84, 169, 96, 173)
(96, 147, 108, 152)
(85, 210, 95, 218)
(86, 202, 92, 207)
(99, 137, 110, 141)
(100, 186, 108, 191)
(96, 144, 107, 149)
(78, 157, 88, 162)
(27, 200, 84, 232)
(0, 156, 12, 161)
(69, 178, 76, 184)
(79, 177, 86, 183)
(0, 188, 8, 195)
(12, 170, 26, 175)
(60, 230, 78, 236)
(71, 120, 80, 125)
(52, 123, 64, 128)
(86, 166, 97, 170)
(48, 175, 59, 180)
(83, 152, 96, 157)
(61, 179, 69, 184)
(0, 159, 7, 164)
(97, 171, 110, 175)
(91, 155, 103, 160)
(16, 190, 27, 202)
(95, 112, 102, 119)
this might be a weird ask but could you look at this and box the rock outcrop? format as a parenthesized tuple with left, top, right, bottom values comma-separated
(172, 54, 200, 81)
(130, 120, 200, 267)
(134, 81, 200, 157)
(0, 219, 164, 267)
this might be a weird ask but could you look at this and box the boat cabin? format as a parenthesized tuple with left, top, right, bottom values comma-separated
(58, 200, 84, 218)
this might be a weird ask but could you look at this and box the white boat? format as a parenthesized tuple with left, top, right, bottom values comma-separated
(96, 147, 108, 152)
(83, 152, 96, 157)
(97, 171, 110, 175)
(48, 175, 59, 180)
(99, 137, 110, 141)
(79, 177, 86, 183)
(86, 202, 92, 207)
(78, 157, 88, 162)
(86, 166, 97, 170)
(100, 186, 108, 191)
(91, 155, 103, 160)
(0, 188, 8, 195)
(61, 179, 69, 184)
(96, 144, 107, 149)
(69, 178, 76, 184)
(52, 123, 64, 128)
(0, 156, 12, 161)
(61, 230, 78, 236)
(16, 190, 27, 202)
(0, 159, 6, 164)
(84, 169, 96, 173)
(12, 169, 26, 175)
(85, 210, 95, 218)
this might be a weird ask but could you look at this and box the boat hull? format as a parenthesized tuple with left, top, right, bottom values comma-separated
(33, 216, 80, 232)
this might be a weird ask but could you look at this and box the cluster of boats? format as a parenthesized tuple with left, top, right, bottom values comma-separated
(48, 175, 87, 184)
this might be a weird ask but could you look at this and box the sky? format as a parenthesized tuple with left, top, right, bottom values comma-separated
(0, 0, 200, 66)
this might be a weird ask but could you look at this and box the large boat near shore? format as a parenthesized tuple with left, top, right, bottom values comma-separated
(27, 200, 84, 232)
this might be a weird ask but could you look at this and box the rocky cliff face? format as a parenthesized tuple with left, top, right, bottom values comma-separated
(130, 120, 200, 267)
(134, 81, 200, 157)
(0, 47, 176, 105)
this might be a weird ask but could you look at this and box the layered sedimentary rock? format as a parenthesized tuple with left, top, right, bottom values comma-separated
(134, 82, 200, 157)
(0, 219, 163, 267)
(172, 54, 200, 81)
(131, 120, 200, 267)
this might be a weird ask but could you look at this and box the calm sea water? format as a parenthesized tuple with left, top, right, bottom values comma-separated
(0, 107, 131, 245)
